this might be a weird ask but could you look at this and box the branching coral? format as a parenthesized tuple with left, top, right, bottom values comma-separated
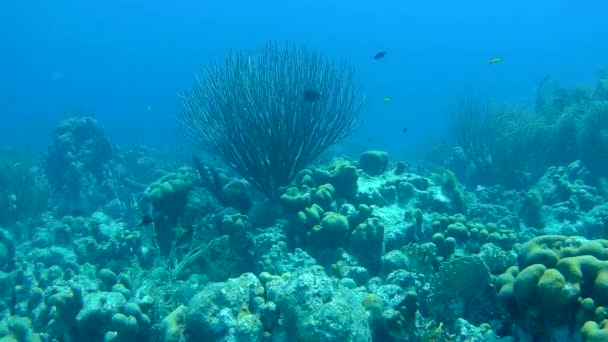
(162, 217, 229, 282)
(452, 73, 608, 188)
(179, 42, 364, 200)
(450, 96, 497, 172)
(0, 148, 49, 224)
(577, 100, 608, 175)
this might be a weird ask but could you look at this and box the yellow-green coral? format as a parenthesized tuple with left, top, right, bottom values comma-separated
(143, 169, 194, 214)
(0, 316, 41, 342)
(295, 204, 324, 229)
(498, 235, 608, 338)
(313, 159, 358, 199)
(280, 186, 313, 213)
(221, 214, 253, 252)
(313, 184, 335, 211)
(351, 218, 385, 272)
(517, 235, 608, 269)
(307, 212, 349, 250)
(358, 150, 389, 176)
(161, 305, 187, 342)
(222, 214, 251, 234)
(582, 320, 608, 342)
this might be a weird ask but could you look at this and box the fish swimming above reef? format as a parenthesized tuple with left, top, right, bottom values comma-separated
(303, 89, 321, 102)
(373, 51, 387, 60)
(137, 215, 154, 227)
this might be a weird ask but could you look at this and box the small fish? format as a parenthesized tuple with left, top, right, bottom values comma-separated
(138, 215, 154, 227)
(402, 128, 408, 133)
(303, 89, 321, 102)
(146, 105, 152, 112)
(373, 51, 387, 60)
(383, 97, 392, 102)
(489, 58, 503, 64)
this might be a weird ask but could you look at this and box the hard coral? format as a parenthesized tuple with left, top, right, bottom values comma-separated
(358, 150, 389, 176)
(45, 116, 113, 215)
(498, 235, 608, 338)
(313, 159, 358, 199)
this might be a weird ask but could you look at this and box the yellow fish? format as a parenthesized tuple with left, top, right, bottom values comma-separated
(489, 58, 503, 64)
(383, 97, 392, 102)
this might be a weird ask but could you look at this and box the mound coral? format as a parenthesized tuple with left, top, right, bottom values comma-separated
(359, 150, 389, 176)
(498, 235, 608, 339)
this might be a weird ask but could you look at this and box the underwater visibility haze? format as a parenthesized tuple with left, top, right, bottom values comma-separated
(1, 0, 608, 341)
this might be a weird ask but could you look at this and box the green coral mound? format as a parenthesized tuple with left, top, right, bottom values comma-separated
(582, 320, 608, 342)
(358, 150, 389, 176)
(517, 235, 608, 269)
(498, 235, 608, 338)
(280, 186, 313, 213)
(307, 212, 350, 251)
(280, 160, 358, 218)
(313, 160, 358, 199)
(0, 316, 42, 342)
(350, 218, 385, 272)
(143, 169, 194, 215)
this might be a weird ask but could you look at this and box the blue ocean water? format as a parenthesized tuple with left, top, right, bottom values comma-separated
(2, 0, 606, 152)
(2, 1, 608, 341)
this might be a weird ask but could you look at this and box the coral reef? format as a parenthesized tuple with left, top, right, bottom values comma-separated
(2, 80, 608, 342)
(450, 73, 608, 189)
(0, 148, 49, 225)
(498, 235, 608, 339)
(45, 116, 113, 215)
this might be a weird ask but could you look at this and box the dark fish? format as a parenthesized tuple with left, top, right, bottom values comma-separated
(373, 51, 387, 60)
(402, 128, 408, 133)
(138, 215, 154, 227)
(303, 89, 321, 102)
